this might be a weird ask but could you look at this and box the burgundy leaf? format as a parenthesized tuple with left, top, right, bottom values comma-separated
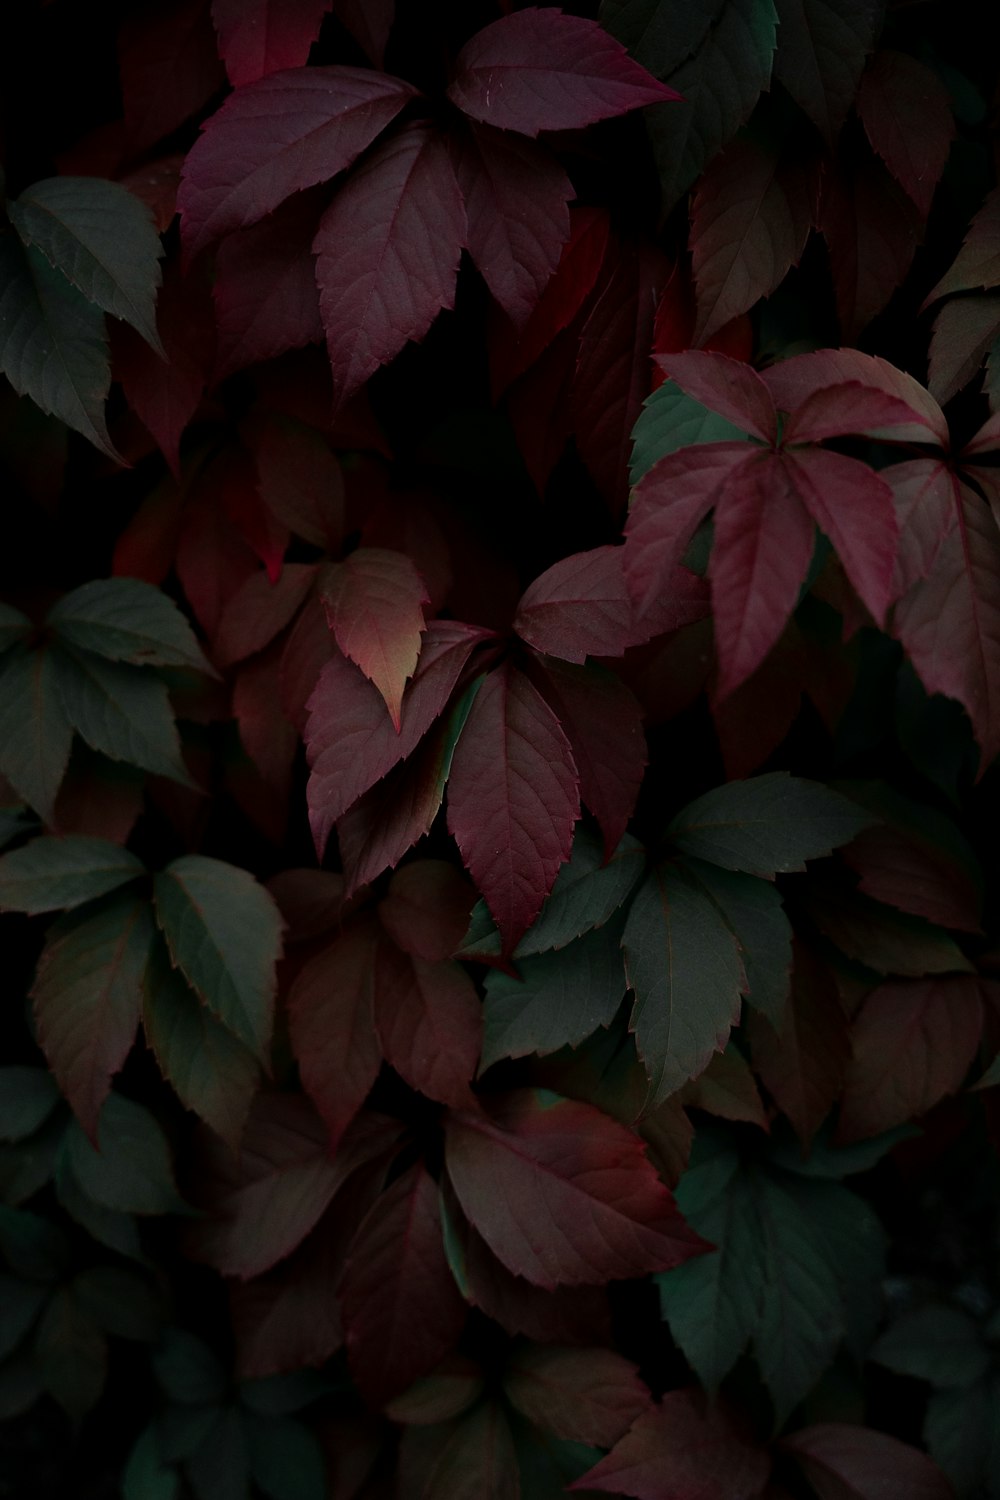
(927, 294, 1000, 408)
(748, 941, 850, 1143)
(230, 1209, 348, 1377)
(514, 547, 636, 663)
(220, 446, 288, 581)
(503, 1344, 650, 1447)
(447, 8, 678, 137)
(373, 939, 481, 1108)
(211, 0, 332, 87)
(818, 149, 922, 342)
(781, 1423, 954, 1500)
(213, 563, 316, 669)
(321, 548, 429, 728)
(280, 591, 335, 733)
(761, 348, 948, 447)
(856, 51, 955, 219)
(923, 185, 1000, 306)
(179, 66, 417, 259)
(781, 382, 923, 446)
(653, 350, 777, 444)
(842, 825, 983, 934)
(711, 621, 807, 779)
(246, 412, 345, 552)
(421, 1399, 520, 1500)
(232, 646, 299, 818)
(444, 1091, 708, 1289)
(784, 447, 898, 627)
(773, 0, 881, 147)
(118, 0, 225, 158)
(378, 860, 475, 963)
(331, 0, 395, 66)
(446, 661, 580, 953)
(176, 475, 258, 638)
(313, 123, 466, 407)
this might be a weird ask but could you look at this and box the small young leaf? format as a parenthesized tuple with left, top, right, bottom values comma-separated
(0, 834, 145, 914)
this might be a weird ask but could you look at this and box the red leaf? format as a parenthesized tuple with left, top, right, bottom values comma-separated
(837, 975, 984, 1142)
(691, 138, 819, 343)
(761, 348, 948, 446)
(321, 548, 429, 728)
(280, 591, 335, 734)
(447, 9, 678, 137)
(783, 447, 898, 627)
(506, 327, 578, 495)
(360, 492, 453, 614)
(230, 1209, 347, 1377)
(748, 941, 849, 1143)
(374, 940, 481, 1108)
(446, 661, 580, 953)
(211, 0, 332, 87)
(378, 860, 475, 963)
(112, 479, 185, 587)
(305, 620, 488, 857)
(781, 382, 922, 446)
(444, 1091, 708, 1289)
(842, 825, 982, 934)
(570, 1389, 771, 1499)
(178, 66, 417, 260)
(176, 472, 258, 638)
(220, 448, 288, 581)
(653, 350, 778, 444)
(213, 191, 325, 381)
(331, 0, 394, 66)
(651, 258, 754, 370)
(452, 121, 572, 330)
(818, 149, 922, 342)
(341, 1164, 467, 1405)
(856, 51, 955, 219)
(232, 646, 299, 819)
(504, 1344, 650, 1448)
(246, 413, 345, 552)
(514, 547, 637, 663)
(781, 1423, 954, 1500)
(267, 868, 345, 943)
(118, 0, 226, 158)
(313, 123, 466, 407)
(529, 654, 646, 859)
(287, 922, 383, 1150)
(213, 563, 316, 669)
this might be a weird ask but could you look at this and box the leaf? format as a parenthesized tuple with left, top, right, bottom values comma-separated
(0, 1278, 46, 1362)
(153, 854, 285, 1062)
(924, 186, 1000, 305)
(452, 121, 572, 330)
(32, 893, 155, 1138)
(321, 549, 429, 728)
(444, 1091, 707, 1289)
(623, 864, 744, 1102)
(514, 547, 637, 663)
(447, 661, 580, 954)
(684, 861, 792, 1029)
(245, 413, 344, 553)
(34, 1285, 107, 1421)
(8, 175, 165, 352)
(0, 1069, 61, 1143)
(870, 1304, 991, 1390)
(211, 0, 332, 86)
(244, 1414, 327, 1500)
(0, 233, 117, 459)
(856, 51, 955, 219)
(313, 123, 466, 407)
(838, 976, 984, 1142)
(0, 602, 31, 655)
(153, 1329, 227, 1404)
(447, 10, 677, 137)
(818, 150, 922, 342)
(47, 577, 212, 675)
(123, 1427, 181, 1500)
(925, 1379, 1000, 1499)
(504, 1345, 649, 1448)
(341, 1163, 467, 1405)
(0, 647, 73, 824)
(118, 0, 226, 158)
(73, 1266, 162, 1341)
(668, 773, 871, 876)
(0, 834, 144, 914)
(773, 0, 881, 145)
(781, 1424, 954, 1500)
(332, 0, 395, 66)
(570, 1390, 770, 1499)
(378, 860, 475, 963)
(927, 294, 1000, 407)
(422, 1399, 520, 1500)
(802, 879, 973, 977)
(178, 66, 416, 259)
(629, 378, 748, 486)
(65, 1091, 186, 1216)
(228, 1210, 349, 1378)
(747, 942, 849, 1142)
(212, 563, 317, 670)
(598, 0, 724, 80)
(51, 646, 194, 786)
(762, 348, 948, 447)
(374, 941, 481, 1108)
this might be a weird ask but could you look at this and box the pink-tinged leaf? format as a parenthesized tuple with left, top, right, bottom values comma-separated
(762, 348, 948, 447)
(446, 662, 580, 953)
(374, 940, 481, 1108)
(230, 1208, 348, 1377)
(341, 1164, 467, 1405)
(529, 654, 646, 859)
(837, 976, 984, 1143)
(573, 236, 669, 514)
(783, 447, 898, 626)
(891, 480, 1000, 767)
(179, 66, 417, 260)
(691, 138, 819, 344)
(923, 186, 1000, 306)
(280, 591, 334, 733)
(421, 1399, 520, 1500)
(247, 413, 344, 552)
(444, 1091, 708, 1289)
(213, 191, 325, 381)
(286, 922, 382, 1150)
(305, 621, 488, 856)
(321, 548, 429, 728)
(781, 382, 924, 446)
(747, 941, 849, 1143)
(927, 294, 1000, 408)
(514, 547, 636, 663)
(118, 0, 226, 157)
(571, 1389, 771, 1499)
(623, 443, 752, 619)
(709, 450, 817, 700)
(504, 1345, 650, 1447)
(842, 825, 982, 934)
(378, 860, 475, 963)
(313, 123, 466, 406)
(213, 563, 316, 669)
(211, 0, 332, 86)
(781, 1423, 954, 1500)
(447, 8, 678, 136)
(856, 51, 955, 219)
(331, 0, 394, 66)
(654, 350, 777, 445)
(452, 121, 572, 331)
(818, 149, 922, 342)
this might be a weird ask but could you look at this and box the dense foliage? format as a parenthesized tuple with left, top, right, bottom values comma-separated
(2, 0, 1000, 1496)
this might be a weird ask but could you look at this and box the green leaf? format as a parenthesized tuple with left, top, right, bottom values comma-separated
(153, 1329, 228, 1405)
(0, 646, 73, 824)
(766, 1120, 917, 1179)
(153, 855, 285, 1061)
(0, 833, 145, 913)
(684, 859, 792, 1028)
(629, 380, 748, 485)
(47, 578, 212, 675)
(54, 1151, 146, 1262)
(0, 1067, 61, 1142)
(0, 1113, 65, 1207)
(0, 233, 118, 458)
(623, 864, 744, 1101)
(0, 807, 34, 852)
(668, 772, 872, 877)
(871, 1305, 992, 1389)
(239, 1370, 334, 1418)
(186, 1405, 252, 1500)
(244, 1414, 327, 1500)
(0, 1275, 46, 1360)
(123, 1426, 181, 1500)
(925, 1377, 1000, 1496)
(0, 602, 31, 653)
(8, 175, 164, 352)
(32, 891, 155, 1137)
(142, 943, 260, 1148)
(481, 920, 627, 1070)
(783, 1175, 886, 1361)
(158, 1403, 226, 1464)
(599, 0, 726, 79)
(52, 644, 195, 786)
(33, 1284, 108, 1421)
(73, 1266, 163, 1342)
(63, 1091, 187, 1217)
(0, 1204, 70, 1280)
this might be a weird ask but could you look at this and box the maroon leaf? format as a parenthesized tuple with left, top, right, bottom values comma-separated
(452, 121, 572, 330)
(446, 661, 580, 953)
(246, 412, 345, 552)
(118, 0, 226, 158)
(761, 348, 948, 446)
(837, 975, 984, 1142)
(842, 823, 982, 934)
(178, 66, 417, 259)
(213, 563, 316, 669)
(570, 1389, 771, 1499)
(232, 645, 298, 799)
(923, 185, 1000, 306)
(321, 548, 429, 728)
(681, 1047, 769, 1131)
(927, 294, 1000, 407)
(341, 1164, 467, 1405)
(856, 51, 955, 219)
(313, 123, 466, 407)
(331, 0, 395, 66)
(514, 547, 636, 663)
(654, 350, 778, 443)
(373, 939, 481, 1108)
(819, 149, 922, 342)
(378, 860, 475, 963)
(280, 591, 335, 733)
(748, 942, 850, 1143)
(503, 1344, 650, 1447)
(447, 9, 678, 136)
(230, 1209, 347, 1377)
(421, 1399, 519, 1500)
(444, 1091, 708, 1289)
(781, 1423, 954, 1500)
(211, 0, 332, 87)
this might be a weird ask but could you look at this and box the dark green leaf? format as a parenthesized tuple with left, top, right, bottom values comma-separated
(773, 0, 882, 145)
(0, 602, 31, 653)
(34, 1285, 108, 1421)
(158, 1404, 226, 1463)
(123, 1426, 181, 1500)
(925, 1378, 1000, 1496)
(0, 1275, 46, 1361)
(186, 1406, 252, 1500)
(871, 1305, 992, 1389)
(517, 829, 645, 956)
(0, 1113, 65, 1207)
(0, 807, 33, 852)
(0, 646, 73, 824)
(153, 1330, 228, 1406)
(239, 1370, 334, 1418)
(599, 0, 726, 80)
(245, 1414, 327, 1500)
(0, 1204, 70, 1280)
(630, 380, 748, 485)
(153, 855, 285, 1061)
(52, 645, 195, 785)
(0, 1353, 43, 1420)
(766, 1121, 917, 1178)
(684, 859, 792, 1028)
(64, 1092, 187, 1216)
(0, 1067, 61, 1142)
(73, 1266, 163, 1341)
(8, 175, 164, 351)
(787, 1175, 886, 1361)
(0, 833, 145, 913)
(54, 1152, 146, 1262)
(47, 578, 212, 675)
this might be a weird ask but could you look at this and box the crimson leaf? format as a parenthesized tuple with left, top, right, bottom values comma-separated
(211, 0, 333, 87)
